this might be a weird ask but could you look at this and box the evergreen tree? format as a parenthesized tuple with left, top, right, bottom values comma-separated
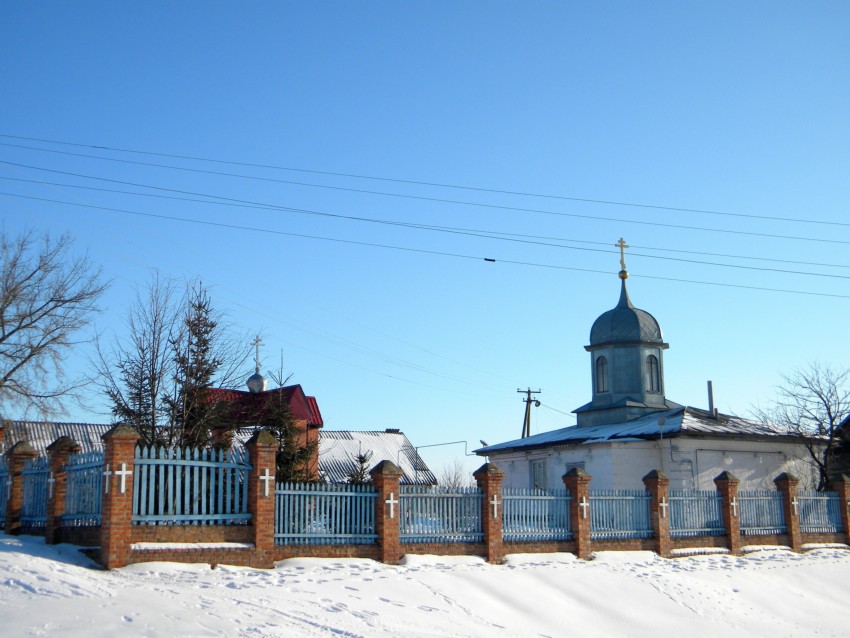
(255, 392, 318, 482)
(344, 450, 374, 484)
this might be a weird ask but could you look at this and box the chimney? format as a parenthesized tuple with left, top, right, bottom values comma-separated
(707, 380, 718, 418)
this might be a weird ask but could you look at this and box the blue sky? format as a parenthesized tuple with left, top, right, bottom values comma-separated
(1, 3, 848, 476)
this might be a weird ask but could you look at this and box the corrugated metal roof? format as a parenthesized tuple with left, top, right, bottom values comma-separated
(0, 420, 111, 455)
(476, 406, 790, 455)
(318, 430, 436, 485)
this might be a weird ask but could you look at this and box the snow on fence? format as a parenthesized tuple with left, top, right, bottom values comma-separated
(399, 486, 483, 544)
(589, 489, 653, 540)
(0, 457, 8, 529)
(61, 450, 104, 526)
(669, 489, 725, 538)
(274, 482, 377, 546)
(798, 490, 842, 534)
(739, 490, 786, 536)
(502, 487, 573, 542)
(132, 446, 252, 525)
(20, 457, 49, 527)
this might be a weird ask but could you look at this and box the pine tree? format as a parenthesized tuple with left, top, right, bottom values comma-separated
(256, 393, 318, 482)
(344, 450, 374, 484)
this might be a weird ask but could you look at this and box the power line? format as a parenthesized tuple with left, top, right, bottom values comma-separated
(4, 190, 849, 300)
(1, 133, 845, 228)
(3, 183, 849, 281)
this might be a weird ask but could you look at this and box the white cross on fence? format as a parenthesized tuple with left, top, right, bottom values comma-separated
(658, 497, 669, 519)
(47, 472, 56, 498)
(385, 493, 398, 519)
(114, 463, 132, 495)
(579, 496, 590, 519)
(103, 464, 113, 494)
(730, 497, 738, 518)
(490, 494, 501, 518)
(259, 468, 274, 497)
(791, 496, 799, 516)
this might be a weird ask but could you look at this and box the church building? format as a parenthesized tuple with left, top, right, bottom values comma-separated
(477, 240, 820, 491)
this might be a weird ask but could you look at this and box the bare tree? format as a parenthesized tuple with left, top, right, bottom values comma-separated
(437, 458, 474, 488)
(756, 363, 850, 490)
(0, 230, 107, 415)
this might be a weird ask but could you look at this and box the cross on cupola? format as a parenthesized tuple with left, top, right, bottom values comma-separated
(615, 237, 630, 279)
(251, 335, 263, 374)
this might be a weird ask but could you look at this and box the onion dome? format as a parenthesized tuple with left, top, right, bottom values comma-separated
(589, 277, 664, 346)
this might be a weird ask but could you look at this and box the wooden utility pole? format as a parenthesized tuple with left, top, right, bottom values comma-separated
(518, 388, 541, 438)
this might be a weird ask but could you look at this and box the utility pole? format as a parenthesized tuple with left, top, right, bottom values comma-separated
(518, 388, 541, 438)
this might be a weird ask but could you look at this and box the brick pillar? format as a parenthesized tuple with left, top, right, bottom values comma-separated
(714, 471, 741, 555)
(563, 467, 592, 560)
(643, 470, 671, 558)
(774, 472, 802, 551)
(370, 460, 403, 565)
(474, 463, 505, 564)
(100, 424, 140, 569)
(246, 429, 280, 568)
(831, 475, 850, 546)
(5, 441, 39, 535)
(45, 436, 82, 544)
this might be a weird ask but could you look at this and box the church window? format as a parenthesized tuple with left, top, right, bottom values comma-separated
(647, 354, 660, 392)
(531, 459, 547, 490)
(595, 356, 608, 393)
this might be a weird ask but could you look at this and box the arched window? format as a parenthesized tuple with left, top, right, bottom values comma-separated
(595, 356, 608, 393)
(646, 354, 660, 392)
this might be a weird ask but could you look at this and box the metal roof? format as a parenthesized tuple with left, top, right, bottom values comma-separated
(0, 420, 111, 455)
(476, 406, 791, 455)
(318, 430, 436, 485)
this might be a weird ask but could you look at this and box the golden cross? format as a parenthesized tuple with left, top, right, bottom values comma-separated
(615, 237, 629, 271)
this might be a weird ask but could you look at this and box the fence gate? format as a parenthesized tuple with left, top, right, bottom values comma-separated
(274, 482, 377, 546)
(20, 457, 49, 528)
(399, 486, 483, 544)
(0, 457, 8, 529)
(62, 450, 104, 526)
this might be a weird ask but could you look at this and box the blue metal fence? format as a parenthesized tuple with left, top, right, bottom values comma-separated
(669, 490, 725, 538)
(739, 490, 786, 536)
(61, 451, 104, 526)
(400, 486, 483, 544)
(798, 490, 843, 534)
(503, 487, 573, 542)
(20, 457, 49, 527)
(0, 457, 8, 530)
(133, 445, 252, 525)
(590, 489, 653, 540)
(275, 482, 377, 545)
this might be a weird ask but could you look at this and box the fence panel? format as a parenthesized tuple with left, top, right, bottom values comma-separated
(669, 490, 725, 538)
(133, 445, 252, 525)
(275, 482, 377, 546)
(62, 451, 104, 526)
(503, 487, 572, 542)
(590, 489, 653, 540)
(400, 486, 483, 544)
(21, 457, 49, 527)
(798, 490, 843, 534)
(0, 457, 8, 530)
(739, 490, 786, 536)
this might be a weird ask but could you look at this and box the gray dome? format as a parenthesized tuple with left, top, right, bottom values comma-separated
(589, 280, 664, 346)
(247, 371, 268, 394)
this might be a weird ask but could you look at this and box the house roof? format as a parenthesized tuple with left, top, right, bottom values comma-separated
(207, 384, 324, 427)
(475, 406, 792, 455)
(318, 430, 436, 485)
(0, 420, 111, 455)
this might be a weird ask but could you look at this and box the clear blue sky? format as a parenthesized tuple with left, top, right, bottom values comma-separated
(2, 3, 848, 476)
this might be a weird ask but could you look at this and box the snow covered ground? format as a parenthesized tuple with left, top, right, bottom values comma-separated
(1, 534, 848, 637)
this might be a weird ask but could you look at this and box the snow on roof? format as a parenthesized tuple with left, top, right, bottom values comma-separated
(476, 406, 789, 455)
(0, 420, 111, 455)
(319, 430, 436, 485)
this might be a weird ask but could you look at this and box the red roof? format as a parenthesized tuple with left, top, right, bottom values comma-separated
(207, 384, 323, 427)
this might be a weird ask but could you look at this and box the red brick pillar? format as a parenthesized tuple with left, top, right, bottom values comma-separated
(45, 436, 82, 544)
(714, 471, 741, 555)
(5, 441, 39, 535)
(474, 463, 505, 564)
(370, 460, 403, 565)
(100, 424, 140, 569)
(831, 475, 850, 546)
(563, 467, 592, 560)
(774, 472, 802, 551)
(643, 470, 671, 558)
(246, 430, 280, 568)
